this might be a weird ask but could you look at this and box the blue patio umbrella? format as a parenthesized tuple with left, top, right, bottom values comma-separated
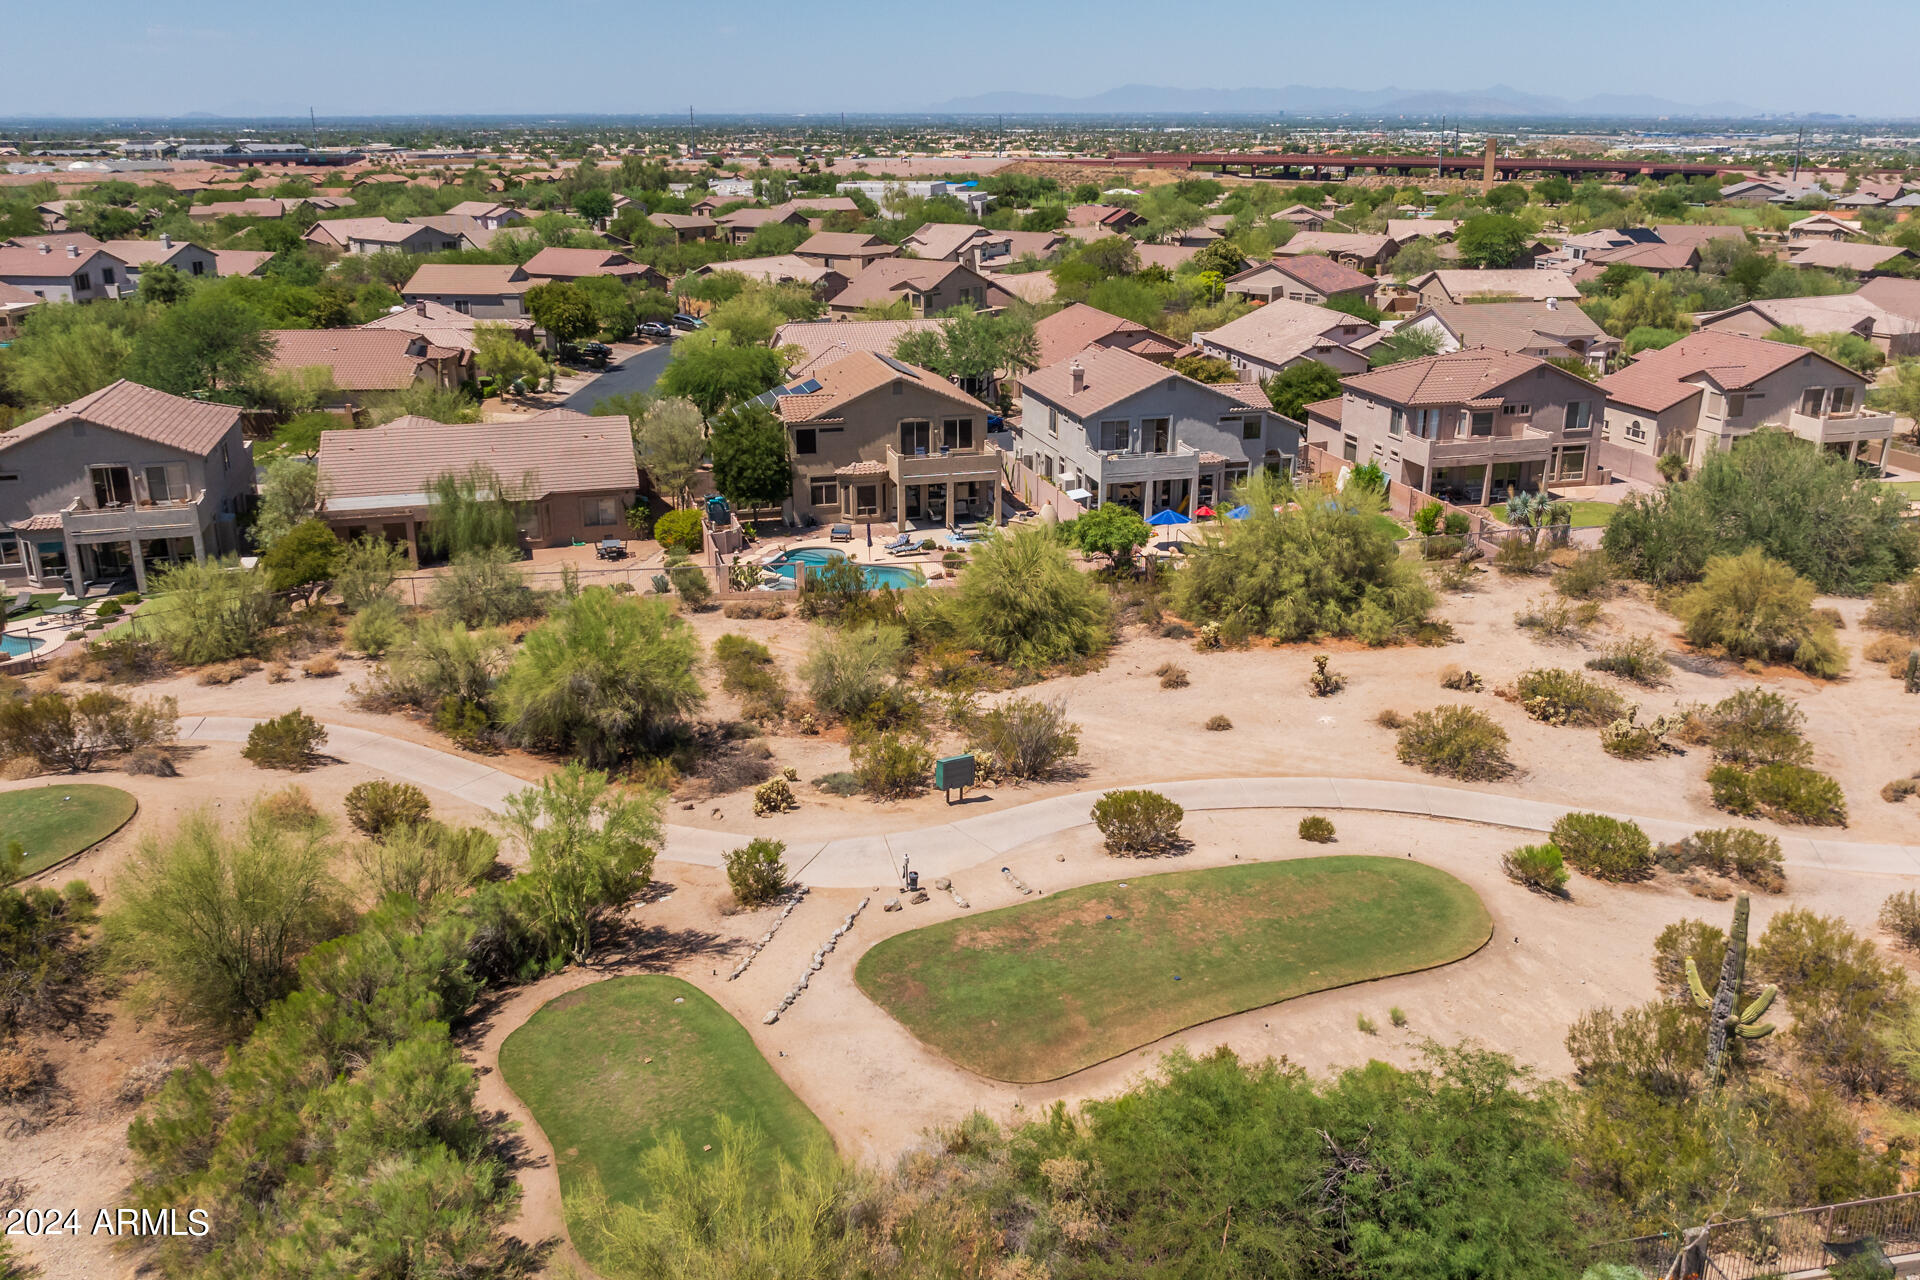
(1225, 505, 1251, 519)
(1146, 509, 1191, 528)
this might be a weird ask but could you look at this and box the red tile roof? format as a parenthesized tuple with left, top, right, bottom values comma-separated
(775, 350, 986, 424)
(1269, 255, 1375, 296)
(1340, 347, 1555, 407)
(317, 409, 638, 505)
(0, 379, 239, 455)
(1598, 331, 1841, 413)
(266, 329, 435, 391)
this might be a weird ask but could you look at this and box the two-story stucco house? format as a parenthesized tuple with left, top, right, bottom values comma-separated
(826, 261, 1011, 319)
(1597, 331, 1895, 481)
(1015, 344, 1302, 516)
(400, 263, 532, 319)
(0, 241, 129, 302)
(1307, 348, 1602, 504)
(1193, 299, 1376, 382)
(793, 232, 898, 277)
(775, 351, 1004, 528)
(0, 380, 251, 593)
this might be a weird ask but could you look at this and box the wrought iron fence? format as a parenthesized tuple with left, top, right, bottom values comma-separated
(1592, 1191, 1920, 1280)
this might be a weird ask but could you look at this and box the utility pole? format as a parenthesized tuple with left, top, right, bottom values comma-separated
(309, 107, 318, 151)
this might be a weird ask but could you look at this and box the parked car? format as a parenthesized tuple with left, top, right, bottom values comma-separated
(670, 313, 707, 331)
(636, 320, 673, 340)
(560, 341, 612, 367)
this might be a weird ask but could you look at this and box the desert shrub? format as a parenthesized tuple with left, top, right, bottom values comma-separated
(713, 632, 788, 721)
(1598, 707, 1680, 761)
(1422, 535, 1466, 561)
(1865, 572, 1920, 638)
(94, 598, 124, 619)
(0, 878, 97, 1037)
(1356, 1014, 1378, 1035)
(752, 776, 797, 815)
(370, 618, 509, 713)
(1308, 654, 1344, 696)
(242, 709, 328, 771)
(852, 732, 933, 800)
(1503, 843, 1570, 896)
(1172, 472, 1433, 645)
(344, 597, 406, 656)
(1554, 551, 1614, 600)
(794, 557, 880, 624)
(813, 771, 861, 797)
(1297, 815, 1336, 843)
(1156, 661, 1190, 689)
(124, 744, 178, 776)
(145, 558, 282, 665)
(1682, 688, 1812, 766)
(1753, 908, 1909, 1096)
(1438, 664, 1484, 692)
(1862, 634, 1910, 667)
(653, 508, 703, 554)
(351, 820, 497, 903)
(78, 632, 168, 684)
(723, 598, 787, 620)
(1550, 812, 1653, 881)
(1412, 501, 1444, 535)
(1395, 705, 1513, 780)
(1493, 537, 1553, 576)
(497, 589, 704, 767)
(1586, 635, 1670, 686)
(725, 837, 789, 906)
(1881, 891, 1920, 951)
(669, 562, 713, 608)
(197, 659, 252, 685)
(1513, 596, 1603, 642)
(0, 687, 176, 772)
(1662, 828, 1786, 892)
(335, 534, 412, 612)
(266, 660, 292, 683)
(343, 780, 432, 839)
(302, 652, 339, 678)
(1673, 550, 1845, 678)
(427, 546, 541, 628)
(1204, 714, 1233, 731)
(1604, 429, 1918, 594)
(1091, 788, 1185, 855)
(968, 696, 1080, 781)
(1709, 763, 1847, 826)
(800, 623, 905, 721)
(949, 527, 1112, 670)
(1374, 708, 1406, 728)
(1515, 668, 1627, 727)
(1159, 621, 1192, 639)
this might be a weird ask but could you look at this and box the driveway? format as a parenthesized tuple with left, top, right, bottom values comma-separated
(562, 338, 675, 413)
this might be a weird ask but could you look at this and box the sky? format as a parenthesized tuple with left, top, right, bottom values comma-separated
(5, 0, 1920, 119)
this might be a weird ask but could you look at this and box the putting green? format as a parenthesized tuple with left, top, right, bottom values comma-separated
(1, 784, 139, 881)
(855, 855, 1491, 1082)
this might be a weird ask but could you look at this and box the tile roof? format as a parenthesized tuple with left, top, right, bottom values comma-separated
(648, 213, 717, 232)
(0, 379, 240, 455)
(317, 409, 638, 506)
(1134, 243, 1200, 272)
(828, 259, 1006, 311)
(1215, 382, 1270, 411)
(1415, 300, 1610, 357)
(212, 248, 276, 276)
(0, 281, 41, 308)
(98, 238, 207, 267)
(401, 263, 531, 296)
(444, 200, 514, 218)
(1276, 230, 1392, 259)
(773, 319, 944, 376)
(1303, 396, 1344, 424)
(775, 349, 987, 424)
(1857, 276, 1920, 323)
(1698, 293, 1920, 340)
(521, 246, 641, 277)
(1412, 269, 1580, 302)
(1645, 224, 1749, 249)
(361, 299, 534, 351)
(1032, 304, 1180, 369)
(1386, 218, 1461, 243)
(406, 214, 505, 248)
(1269, 254, 1375, 295)
(992, 270, 1058, 305)
(691, 254, 839, 287)
(1194, 298, 1376, 367)
(6, 232, 106, 255)
(1341, 347, 1553, 408)
(796, 231, 894, 256)
(1272, 204, 1326, 223)
(1598, 331, 1832, 413)
(265, 328, 435, 391)
(1789, 214, 1859, 234)
(1786, 242, 1911, 272)
(0, 244, 120, 277)
(772, 197, 862, 218)
(1022, 344, 1184, 418)
(187, 198, 286, 219)
(1584, 241, 1700, 272)
(310, 216, 431, 245)
(903, 223, 991, 260)
(1067, 204, 1135, 227)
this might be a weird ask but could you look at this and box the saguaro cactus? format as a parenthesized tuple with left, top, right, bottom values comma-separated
(1686, 894, 1776, 1084)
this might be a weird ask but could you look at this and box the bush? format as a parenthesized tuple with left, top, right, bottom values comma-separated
(653, 508, 703, 554)
(852, 731, 933, 800)
(1494, 537, 1553, 576)
(1395, 705, 1513, 780)
(1682, 687, 1812, 767)
(1513, 596, 1602, 642)
(968, 696, 1080, 781)
(351, 819, 497, 903)
(345, 597, 406, 657)
(1598, 707, 1679, 761)
(949, 527, 1112, 670)
(1444, 511, 1470, 537)
(1438, 664, 1484, 692)
(1866, 572, 1920, 638)
(1156, 661, 1190, 689)
(242, 709, 328, 771)
(1515, 668, 1627, 727)
(1204, 714, 1233, 731)
(725, 837, 789, 906)
(1412, 501, 1444, 536)
(1308, 654, 1344, 696)
(800, 623, 905, 721)
(335, 534, 412, 612)
(752, 776, 797, 815)
(1673, 550, 1844, 678)
(1585, 635, 1670, 686)
(1503, 843, 1570, 895)
(124, 744, 178, 777)
(1172, 472, 1433, 644)
(1091, 788, 1186, 855)
(1663, 827, 1786, 892)
(713, 632, 788, 722)
(95, 599, 124, 619)
(369, 619, 509, 714)
(1297, 815, 1336, 843)
(1550, 812, 1653, 881)
(0, 687, 177, 772)
(1881, 891, 1920, 951)
(670, 562, 713, 608)
(1556, 552, 1615, 600)
(145, 557, 282, 665)
(302, 652, 339, 678)
(813, 771, 861, 797)
(1709, 762, 1847, 826)
(496, 589, 704, 767)
(344, 780, 432, 839)
(723, 598, 787, 620)
(426, 546, 541, 628)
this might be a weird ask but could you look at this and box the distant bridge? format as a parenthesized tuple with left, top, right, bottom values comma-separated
(1057, 152, 1733, 182)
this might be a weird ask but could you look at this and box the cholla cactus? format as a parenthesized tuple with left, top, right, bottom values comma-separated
(1599, 705, 1679, 759)
(1308, 654, 1345, 697)
(1686, 894, 1776, 1084)
(753, 777, 797, 816)
(728, 556, 762, 592)
(1906, 648, 1919, 695)
(1195, 621, 1222, 651)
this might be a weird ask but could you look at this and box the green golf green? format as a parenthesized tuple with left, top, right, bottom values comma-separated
(498, 976, 829, 1220)
(0, 784, 138, 881)
(1488, 500, 1616, 529)
(855, 856, 1491, 1082)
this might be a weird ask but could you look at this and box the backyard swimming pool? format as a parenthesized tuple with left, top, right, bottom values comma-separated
(1, 634, 45, 659)
(765, 548, 925, 590)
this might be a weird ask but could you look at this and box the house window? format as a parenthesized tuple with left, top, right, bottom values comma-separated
(899, 419, 932, 454)
(102, 267, 116, 285)
(1389, 409, 1404, 438)
(0, 536, 18, 567)
(808, 478, 838, 507)
(1830, 386, 1856, 416)
(1143, 417, 1171, 452)
(582, 496, 619, 527)
(190, 260, 204, 276)
(1799, 388, 1826, 416)
(143, 463, 188, 503)
(941, 418, 973, 450)
(1047, 407, 1058, 437)
(1725, 393, 1746, 419)
(1098, 420, 1129, 451)
(853, 484, 879, 516)
(1470, 411, 1494, 437)
(74, 272, 90, 291)
(1556, 446, 1588, 481)
(1626, 419, 1646, 442)
(1565, 401, 1593, 433)
(89, 465, 134, 508)
(793, 428, 817, 455)
(453, 299, 471, 315)
(221, 442, 231, 471)
(1502, 403, 1531, 416)
(1242, 417, 1262, 441)
(1342, 435, 1358, 463)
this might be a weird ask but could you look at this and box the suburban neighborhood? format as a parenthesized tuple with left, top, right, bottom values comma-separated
(10, 35, 1920, 1280)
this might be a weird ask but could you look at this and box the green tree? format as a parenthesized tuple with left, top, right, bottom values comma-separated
(1602, 277, 1680, 338)
(950, 527, 1112, 670)
(891, 310, 1039, 382)
(254, 457, 328, 549)
(259, 518, 343, 597)
(1167, 353, 1235, 383)
(632, 396, 707, 507)
(145, 557, 282, 664)
(471, 321, 546, 391)
(501, 764, 663, 965)
(524, 280, 598, 344)
(574, 189, 614, 225)
(1454, 214, 1533, 269)
(137, 261, 189, 306)
(1390, 236, 1446, 282)
(126, 289, 271, 393)
(425, 464, 530, 557)
(336, 534, 412, 611)
(655, 332, 785, 417)
(1368, 325, 1446, 368)
(6, 304, 137, 405)
(708, 401, 793, 510)
(1065, 503, 1152, 568)
(1869, 359, 1920, 421)
(1263, 359, 1344, 419)
(497, 588, 703, 766)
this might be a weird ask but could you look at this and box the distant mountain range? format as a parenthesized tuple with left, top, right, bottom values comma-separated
(927, 83, 1771, 119)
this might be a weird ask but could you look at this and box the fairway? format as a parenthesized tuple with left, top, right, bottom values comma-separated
(0, 784, 138, 881)
(855, 856, 1491, 1082)
(499, 976, 829, 1222)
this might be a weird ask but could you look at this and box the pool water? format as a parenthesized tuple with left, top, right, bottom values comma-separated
(1, 634, 44, 658)
(766, 548, 925, 590)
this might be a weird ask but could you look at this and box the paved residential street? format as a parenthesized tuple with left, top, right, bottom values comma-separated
(561, 338, 675, 412)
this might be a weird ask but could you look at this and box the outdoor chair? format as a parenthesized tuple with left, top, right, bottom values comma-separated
(830, 524, 854, 542)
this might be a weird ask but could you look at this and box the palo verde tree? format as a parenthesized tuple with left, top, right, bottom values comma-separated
(424, 463, 532, 558)
(1686, 894, 1777, 1084)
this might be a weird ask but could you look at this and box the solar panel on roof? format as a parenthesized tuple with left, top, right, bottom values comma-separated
(877, 354, 918, 378)
(790, 378, 822, 395)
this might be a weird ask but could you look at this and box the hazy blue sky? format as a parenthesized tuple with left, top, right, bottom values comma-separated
(6, 0, 1919, 118)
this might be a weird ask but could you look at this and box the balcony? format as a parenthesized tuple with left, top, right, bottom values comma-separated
(61, 494, 206, 540)
(1787, 408, 1896, 447)
(1097, 442, 1200, 483)
(886, 445, 1001, 486)
(1393, 425, 1555, 470)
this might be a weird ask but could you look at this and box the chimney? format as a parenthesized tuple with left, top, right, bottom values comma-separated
(1545, 295, 1558, 311)
(38, 242, 50, 254)
(160, 232, 172, 249)
(1069, 359, 1085, 394)
(66, 243, 79, 258)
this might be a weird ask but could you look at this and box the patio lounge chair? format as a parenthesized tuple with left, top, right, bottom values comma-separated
(882, 532, 912, 552)
(830, 524, 854, 542)
(4, 591, 27, 619)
